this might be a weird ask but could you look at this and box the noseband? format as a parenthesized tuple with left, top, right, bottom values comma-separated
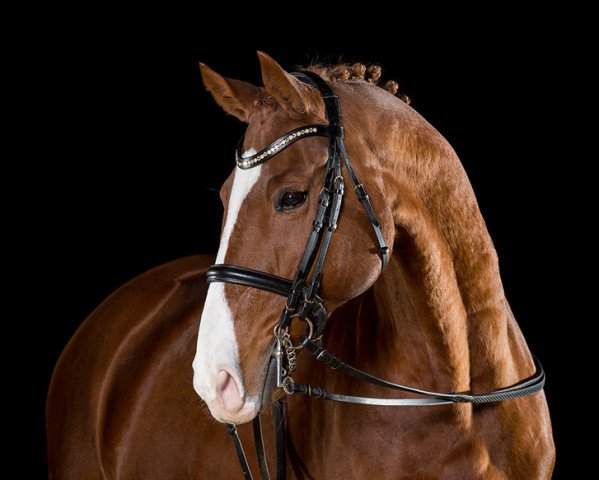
(206, 71, 546, 480)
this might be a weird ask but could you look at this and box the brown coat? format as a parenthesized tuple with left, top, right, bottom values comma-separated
(47, 53, 554, 479)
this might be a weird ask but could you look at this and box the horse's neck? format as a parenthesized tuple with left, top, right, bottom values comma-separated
(325, 248, 470, 394)
(330, 93, 534, 393)
(378, 111, 534, 391)
(325, 205, 530, 398)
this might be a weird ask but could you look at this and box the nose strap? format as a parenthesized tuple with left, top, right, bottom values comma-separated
(207, 264, 292, 297)
(207, 264, 328, 336)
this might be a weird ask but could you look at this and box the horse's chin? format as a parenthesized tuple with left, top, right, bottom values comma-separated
(208, 398, 260, 425)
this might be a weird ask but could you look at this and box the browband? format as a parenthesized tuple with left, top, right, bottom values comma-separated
(235, 125, 334, 169)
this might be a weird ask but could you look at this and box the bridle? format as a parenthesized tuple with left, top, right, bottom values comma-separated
(209, 70, 388, 344)
(205, 71, 546, 480)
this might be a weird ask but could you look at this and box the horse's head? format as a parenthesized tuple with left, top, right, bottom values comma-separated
(192, 52, 393, 424)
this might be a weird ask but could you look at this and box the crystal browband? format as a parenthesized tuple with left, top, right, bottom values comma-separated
(235, 124, 333, 169)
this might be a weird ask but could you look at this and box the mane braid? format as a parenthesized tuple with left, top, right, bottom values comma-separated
(305, 62, 411, 105)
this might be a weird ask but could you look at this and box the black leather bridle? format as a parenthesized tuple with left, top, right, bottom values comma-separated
(206, 71, 546, 480)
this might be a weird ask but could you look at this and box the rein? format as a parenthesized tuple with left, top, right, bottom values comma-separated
(205, 71, 546, 480)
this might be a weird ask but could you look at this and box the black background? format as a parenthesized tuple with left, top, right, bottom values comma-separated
(28, 36, 576, 478)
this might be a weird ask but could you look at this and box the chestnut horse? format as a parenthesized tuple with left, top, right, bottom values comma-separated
(47, 52, 555, 479)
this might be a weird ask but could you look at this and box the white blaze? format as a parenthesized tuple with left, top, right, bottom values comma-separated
(193, 153, 261, 406)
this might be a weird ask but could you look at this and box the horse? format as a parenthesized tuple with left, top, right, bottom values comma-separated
(47, 52, 555, 479)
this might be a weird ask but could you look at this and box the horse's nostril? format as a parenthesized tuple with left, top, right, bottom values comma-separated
(216, 370, 243, 412)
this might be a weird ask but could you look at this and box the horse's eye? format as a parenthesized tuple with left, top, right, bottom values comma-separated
(276, 190, 308, 211)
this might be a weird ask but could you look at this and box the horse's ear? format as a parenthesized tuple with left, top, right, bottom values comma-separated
(257, 51, 318, 118)
(200, 63, 260, 122)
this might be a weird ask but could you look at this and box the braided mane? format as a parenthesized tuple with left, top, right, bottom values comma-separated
(307, 63, 411, 104)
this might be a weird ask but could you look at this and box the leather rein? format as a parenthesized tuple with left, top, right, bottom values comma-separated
(205, 71, 546, 480)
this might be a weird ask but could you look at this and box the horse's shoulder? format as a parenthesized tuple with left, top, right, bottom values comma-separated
(47, 255, 216, 477)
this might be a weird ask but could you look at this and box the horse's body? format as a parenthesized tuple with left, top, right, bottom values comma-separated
(47, 54, 554, 479)
(47, 256, 263, 479)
